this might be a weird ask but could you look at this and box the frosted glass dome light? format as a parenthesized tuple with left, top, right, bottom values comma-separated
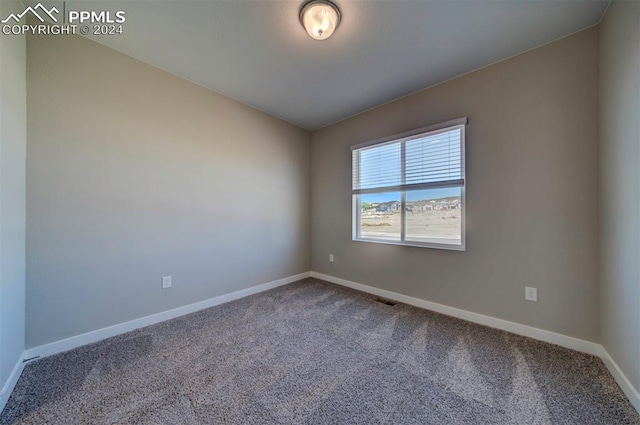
(299, 0, 341, 40)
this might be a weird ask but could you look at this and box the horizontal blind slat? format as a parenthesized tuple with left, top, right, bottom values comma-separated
(353, 179, 465, 195)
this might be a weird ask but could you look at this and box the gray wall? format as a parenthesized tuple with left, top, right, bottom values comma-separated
(599, 0, 640, 391)
(311, 28, 600, 342)
(26, 33, 311, 348)
(0, 0, 27, 395)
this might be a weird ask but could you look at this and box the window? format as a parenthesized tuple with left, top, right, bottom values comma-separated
(351, 118, 466, 250)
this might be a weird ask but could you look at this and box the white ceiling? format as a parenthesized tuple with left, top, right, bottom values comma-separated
(29, 0, 608, 130)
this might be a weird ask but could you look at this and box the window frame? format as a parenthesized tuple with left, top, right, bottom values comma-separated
(351, 117, 467, 251)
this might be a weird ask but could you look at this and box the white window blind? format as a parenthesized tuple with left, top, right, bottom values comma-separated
(352, 120, 465, 194)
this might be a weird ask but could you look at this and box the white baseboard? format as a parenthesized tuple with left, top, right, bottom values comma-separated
(310, 271, 601, 356)
(600, 347, 640, 413)
(24, 272, 310, 360)
(0, 352, 26, 413)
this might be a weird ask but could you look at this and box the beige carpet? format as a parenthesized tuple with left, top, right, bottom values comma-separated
(2, 278, 638, 424)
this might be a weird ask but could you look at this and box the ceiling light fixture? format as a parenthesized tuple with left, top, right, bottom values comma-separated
(299, 0, 341, 41)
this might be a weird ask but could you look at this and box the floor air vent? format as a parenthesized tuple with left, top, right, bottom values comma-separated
(374, 297, 397, 306)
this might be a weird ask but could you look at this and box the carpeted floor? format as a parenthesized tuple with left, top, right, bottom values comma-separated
(1, 278, 639, 424)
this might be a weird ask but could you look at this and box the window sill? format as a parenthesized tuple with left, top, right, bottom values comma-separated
(353, 237, 466, 251)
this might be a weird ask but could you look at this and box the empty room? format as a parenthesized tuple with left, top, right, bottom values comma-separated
(1, 0, 639, 423)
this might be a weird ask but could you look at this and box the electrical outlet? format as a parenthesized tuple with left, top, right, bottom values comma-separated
(162, 276, 172, 289)
(525, 286, 537, 302)
(329, 254, 334, 263)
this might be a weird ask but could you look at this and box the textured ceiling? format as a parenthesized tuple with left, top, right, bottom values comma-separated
(27, 0, 608, 130)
